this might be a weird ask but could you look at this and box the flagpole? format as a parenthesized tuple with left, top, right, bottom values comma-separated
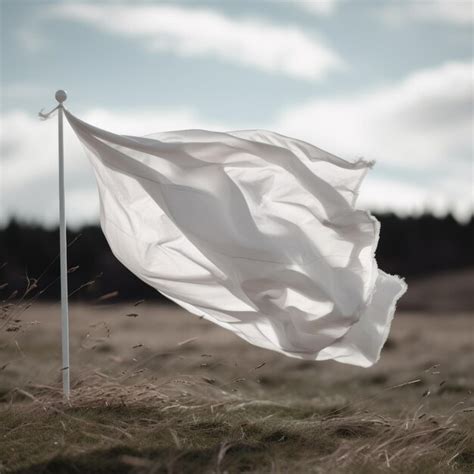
(56, 89, 70, 399)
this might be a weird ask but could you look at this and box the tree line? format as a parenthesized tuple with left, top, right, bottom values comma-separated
(0, 214, 472, 303)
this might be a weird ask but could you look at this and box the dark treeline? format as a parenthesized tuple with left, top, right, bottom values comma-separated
(0, 214, 472, 303)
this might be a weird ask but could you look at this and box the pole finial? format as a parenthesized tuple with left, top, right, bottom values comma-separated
(55, 90, 67, 103)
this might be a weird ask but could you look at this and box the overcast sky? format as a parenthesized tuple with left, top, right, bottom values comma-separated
(1, 0, 473, 227)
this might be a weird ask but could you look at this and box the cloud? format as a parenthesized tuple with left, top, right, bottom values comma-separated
(274, 60, 473, 167)
(379, 0, 474, 26)
(47, 3, 343, 81)
(273, 60, 473, 218)
(356, 172, 473, 223)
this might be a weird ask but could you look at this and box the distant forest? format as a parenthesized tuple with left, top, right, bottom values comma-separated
(1, 214, 473, 303)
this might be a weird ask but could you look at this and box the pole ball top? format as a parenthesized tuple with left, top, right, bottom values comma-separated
(55, 90, 67, 103)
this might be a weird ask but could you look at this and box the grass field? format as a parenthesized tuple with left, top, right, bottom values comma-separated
(1, 302, 473, 473)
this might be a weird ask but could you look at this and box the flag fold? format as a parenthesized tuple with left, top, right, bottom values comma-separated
(65, 109, 406, 367)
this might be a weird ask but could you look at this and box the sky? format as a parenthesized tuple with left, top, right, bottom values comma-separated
(0, 0, 473, 227)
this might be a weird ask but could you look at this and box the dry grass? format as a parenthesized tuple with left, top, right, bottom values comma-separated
(1, 298, 473, 473)
(2, 375, 473, 474)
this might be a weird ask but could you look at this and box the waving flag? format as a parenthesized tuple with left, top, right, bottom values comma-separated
(65, 110, 406, 367)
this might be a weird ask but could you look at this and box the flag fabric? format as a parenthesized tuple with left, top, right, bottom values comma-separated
(65, 110, 406, 367)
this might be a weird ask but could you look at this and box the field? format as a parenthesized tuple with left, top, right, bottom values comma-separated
(1, 302, 473, 473)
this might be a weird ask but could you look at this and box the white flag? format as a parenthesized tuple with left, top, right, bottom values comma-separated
(65, 110, 406, 367)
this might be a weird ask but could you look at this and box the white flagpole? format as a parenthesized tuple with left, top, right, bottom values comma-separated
(55, 89, 70, 399)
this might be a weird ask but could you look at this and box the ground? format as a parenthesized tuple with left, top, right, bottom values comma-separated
(1, 302, 473, 473)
